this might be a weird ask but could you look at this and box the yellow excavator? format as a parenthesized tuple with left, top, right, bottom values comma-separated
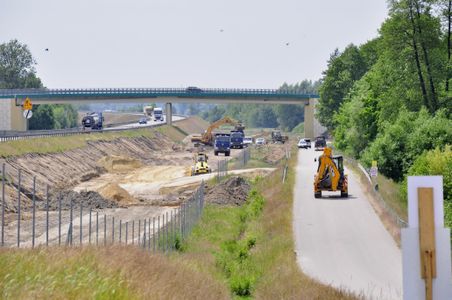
(314, 147, 348, 198)
(191, 117, 244, 145)
(190, 152, 211, 176)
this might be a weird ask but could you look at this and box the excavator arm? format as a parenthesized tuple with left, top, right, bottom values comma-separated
(201, 117, 242, 145)
(314, 148, 340, 191)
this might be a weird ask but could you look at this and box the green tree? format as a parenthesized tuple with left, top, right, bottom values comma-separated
(0, 39, 42, 88)
(29, 105, 55, 130)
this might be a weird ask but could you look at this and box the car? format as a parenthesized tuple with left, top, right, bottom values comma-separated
(139, 117, 148, 124)
(298, 138, 311, 149)
(243, 137, 253, 146)
(255, 137, 266, 145)
(186, 86, 203, 93)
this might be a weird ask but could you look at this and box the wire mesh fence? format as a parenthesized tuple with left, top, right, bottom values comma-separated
(0, 163, 205, 252)
(236, 147, 251, 169)
(216, 159, 228, 182)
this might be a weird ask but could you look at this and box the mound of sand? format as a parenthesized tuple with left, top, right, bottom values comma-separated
(99, 183, 138, 206)
(98, 155, 142, 172)
(205, 176, 250, 206)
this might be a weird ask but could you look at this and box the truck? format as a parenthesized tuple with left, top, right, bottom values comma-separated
(82, 112, 104, 130)
(314, 136, 326, 151)
(214, 133, 231, 156)
(143, 105, 154, 117)
(191, 117, 245, 146)
(271, 130, 288, 144)
(153, 107, 163, 121)
(230, 130, 244, 149)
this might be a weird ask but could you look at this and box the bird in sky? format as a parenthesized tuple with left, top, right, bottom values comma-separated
(285, 42, 290, 46)
(220, 29, 224, 32)
(45, 48, 49, 51)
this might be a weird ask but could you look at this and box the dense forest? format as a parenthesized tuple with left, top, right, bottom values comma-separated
(316, 0, 451, 205)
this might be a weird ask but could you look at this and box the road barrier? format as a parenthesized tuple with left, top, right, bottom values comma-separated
(0, 163, 204, 252)
(0, 115, 186, 143)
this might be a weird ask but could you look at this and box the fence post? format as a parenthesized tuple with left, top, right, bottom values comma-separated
(96, 211, 99, 245)
(46, 185, 49, 246)
(138, 219, 141, 245)
(132, 220, 135, 245)
(143, 219, 147, 249)
(17, 169, 21, 248)
(1, 163, 5, 247)
(153, 217, 156, 253)
(157, 216, 160, 251)
(58, 193, 61, 245)
(119, 220, 122, 244)
(89, 209, 92, 244)
(103, 214, 106, 246)
(148, 218, 151, 250)
(125, 222, 128, 245)
(32, 176, 36, 248)
(79, 202, 83, 245)
(112, 217, 115, 244)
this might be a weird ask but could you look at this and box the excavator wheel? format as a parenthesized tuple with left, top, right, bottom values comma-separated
(314, 191, 321, 198)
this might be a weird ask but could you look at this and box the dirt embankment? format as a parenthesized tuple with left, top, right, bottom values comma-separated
(205, 177, 250, 205)
(0, 131, 187, 212)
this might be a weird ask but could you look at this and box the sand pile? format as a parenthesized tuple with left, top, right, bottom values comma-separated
(44, 190, 118, 210)
(98, 155, 142, 172)
(205, 176, 250, 205)
(99, 183, 138, 206)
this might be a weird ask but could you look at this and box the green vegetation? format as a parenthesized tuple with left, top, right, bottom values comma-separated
(0, 126, 182, 157)
(317, 0, 452, 221)
(29, 104, 79, 130)
(0, 248, 134, 299)
(199, 80, 320, 131)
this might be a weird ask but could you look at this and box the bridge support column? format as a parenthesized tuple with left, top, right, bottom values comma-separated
(304, 98, 326, 139)
(165, 103, 172, 125)
(0, 99, 27, 131)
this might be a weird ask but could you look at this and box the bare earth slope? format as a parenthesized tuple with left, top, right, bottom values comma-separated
(293, 148, 402, 299)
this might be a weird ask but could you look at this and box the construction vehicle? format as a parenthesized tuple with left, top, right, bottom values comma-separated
(82, 112, 104, 130)
(314, 147, 348, 198)
(214, 133, 231, 156)
(230, 130, 244, 149)
(190, 152, 211, 176)
(314, 136, 326, 151)
(191, 117, 244, 145)
(271, 130, 288, 144)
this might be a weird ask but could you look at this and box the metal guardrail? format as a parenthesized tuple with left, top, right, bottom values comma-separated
(0, 88, 319, 99)
(0, 116, 186, 142)
(0, 162, 205, 250)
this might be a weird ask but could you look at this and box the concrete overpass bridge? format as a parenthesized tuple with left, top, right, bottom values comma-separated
(0, 88, 326, 138)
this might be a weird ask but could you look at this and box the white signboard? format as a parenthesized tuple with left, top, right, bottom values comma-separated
(23, 110, 33, 119)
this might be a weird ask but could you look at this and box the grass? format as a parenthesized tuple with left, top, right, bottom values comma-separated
(0, 246, 229, 299)
(0, 125, 185, 157)
(176, 150, 357, 299)
(375, 175, 406, 220)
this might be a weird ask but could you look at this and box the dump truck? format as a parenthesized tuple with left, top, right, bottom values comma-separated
(191, 117, 244, 146)
(214, 133, 231, 156)
(314, 136, 326, 151)
(154, 107, 163, 121)
(190, 152, 211, 176)
(143, 105, 154, 117)
(271, 130, 288, 144)
(314, 147, 348, 198)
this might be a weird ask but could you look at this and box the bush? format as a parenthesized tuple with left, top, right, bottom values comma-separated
(402, 146, 452, 227)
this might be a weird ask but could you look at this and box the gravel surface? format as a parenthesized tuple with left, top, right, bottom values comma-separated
(205, 176, 250, 205)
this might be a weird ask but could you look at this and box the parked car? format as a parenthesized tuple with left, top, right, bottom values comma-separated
(139, 117, 148, 124)
(298, 138, 311, 149)
(243, 137, 253, 146)
(255, 137, 266, 145)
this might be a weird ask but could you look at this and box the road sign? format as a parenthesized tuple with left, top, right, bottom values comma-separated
(23, 110, 33, 119)
(370, 166, 378, 177)
(23, 97, 32, 110)
(372, 160, 378, 168)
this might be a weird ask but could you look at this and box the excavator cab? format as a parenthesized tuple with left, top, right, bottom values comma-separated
(314, 148, 348, 198)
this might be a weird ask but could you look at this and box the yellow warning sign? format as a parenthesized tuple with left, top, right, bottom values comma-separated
(23, 97, 32, 110)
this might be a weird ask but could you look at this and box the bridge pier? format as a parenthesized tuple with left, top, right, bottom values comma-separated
(165, 102, 172, 125)
(0, 99, 27, 131)
(304, 98, 326, 139)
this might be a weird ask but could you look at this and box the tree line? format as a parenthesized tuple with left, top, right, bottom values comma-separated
(316, 0, 451, 203)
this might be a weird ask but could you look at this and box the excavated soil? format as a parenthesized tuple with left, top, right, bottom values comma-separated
(44, 190, 118, 210)
(205, 177, 251, 205)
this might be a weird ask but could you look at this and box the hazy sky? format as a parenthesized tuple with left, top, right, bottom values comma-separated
(0, 0, 388, 89)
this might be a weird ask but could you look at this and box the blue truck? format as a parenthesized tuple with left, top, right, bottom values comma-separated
(214, 133, 231, 156)
(230, 130, 244, 149)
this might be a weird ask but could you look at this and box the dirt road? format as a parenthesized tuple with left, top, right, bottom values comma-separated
(293, 148, 402, 299)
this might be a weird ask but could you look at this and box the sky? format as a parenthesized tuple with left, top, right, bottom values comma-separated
(0, 0, 388, 89)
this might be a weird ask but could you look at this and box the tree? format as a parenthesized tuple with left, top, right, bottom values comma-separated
(0, 39, 42, 88)
(28, 105, 55, 130)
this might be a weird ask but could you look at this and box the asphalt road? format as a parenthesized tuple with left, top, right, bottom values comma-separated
(106, 115, 185, 130)
(293, 147, 402, 299)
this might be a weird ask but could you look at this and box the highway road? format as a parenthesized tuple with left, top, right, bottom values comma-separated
(293, 147, 402, 299)
(106, 115, 185, 130)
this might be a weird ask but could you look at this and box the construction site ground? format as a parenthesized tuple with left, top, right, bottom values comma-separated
(0, 118, 288, 247)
